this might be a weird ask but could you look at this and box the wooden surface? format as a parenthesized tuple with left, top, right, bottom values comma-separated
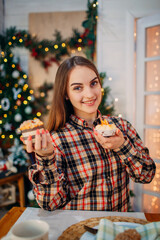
(0, 207, 160, 239)
(0, 207, 26, 238)
(0, 172, 25, 207)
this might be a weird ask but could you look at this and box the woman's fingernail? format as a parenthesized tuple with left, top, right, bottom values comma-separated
(36, 129, 40, 135)
(20, 136, 23, 141)
(42, 129, 45, 134)
(28, 135, 32, 141)
(94, 131, 98, 136)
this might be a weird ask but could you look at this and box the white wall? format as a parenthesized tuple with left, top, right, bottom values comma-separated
(97, 0, 160, 125)
(0, 0, 4, 33)
(3, 0, 160, 125)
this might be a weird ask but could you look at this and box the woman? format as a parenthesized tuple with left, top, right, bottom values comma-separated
(24, 56, 156, 211)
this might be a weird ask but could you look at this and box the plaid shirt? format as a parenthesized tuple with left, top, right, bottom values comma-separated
(29, 113, 156, 211)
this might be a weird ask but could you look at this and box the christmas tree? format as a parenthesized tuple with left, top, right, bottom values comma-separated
(0, 50, 41, 153)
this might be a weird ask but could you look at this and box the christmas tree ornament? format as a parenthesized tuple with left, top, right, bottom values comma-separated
(24, 106, 32, 114)
(1, 98, 10, 111)
(4, 122, 12, 131)
(12, 70, 20, 78)
(19, 78, 25, 85)
(14, 113, 22, 122)
(12, 87, 22, 100)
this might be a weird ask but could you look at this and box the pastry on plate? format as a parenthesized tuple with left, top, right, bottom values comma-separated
(94, 119, 117, 137)
(19, 119, 44, 144)
(114, 229, 141, 240)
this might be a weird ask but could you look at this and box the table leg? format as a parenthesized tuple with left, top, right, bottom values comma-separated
(17, 176, 25, 207)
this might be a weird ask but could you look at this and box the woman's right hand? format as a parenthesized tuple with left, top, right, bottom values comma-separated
(21, 129, 54, 156)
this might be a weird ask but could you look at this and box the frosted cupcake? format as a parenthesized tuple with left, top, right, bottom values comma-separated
(94, 119, 117, 137)
(19, 119, 44, 144)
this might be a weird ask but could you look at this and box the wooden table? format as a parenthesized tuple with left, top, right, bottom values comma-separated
(0, 169, 26, 208)
(0, 207, 160, 239)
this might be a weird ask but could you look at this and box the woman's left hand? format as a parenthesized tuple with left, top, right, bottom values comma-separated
(94, 128, 125, 150)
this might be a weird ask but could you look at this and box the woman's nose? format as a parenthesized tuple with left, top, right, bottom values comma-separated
(85, 87, 94, 98)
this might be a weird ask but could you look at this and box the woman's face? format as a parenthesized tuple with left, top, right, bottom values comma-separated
(67, 66, 102, 120)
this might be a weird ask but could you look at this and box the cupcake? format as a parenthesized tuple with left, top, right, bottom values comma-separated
(94, 119, 117, 137)
(19, 119, 44, 144)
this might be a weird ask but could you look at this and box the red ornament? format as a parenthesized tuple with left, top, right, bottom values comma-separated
(31, 48, 38, 57)
(25, 40, 32, 47)
(16, 64, 22, 71)
(87, 39, 93, 46)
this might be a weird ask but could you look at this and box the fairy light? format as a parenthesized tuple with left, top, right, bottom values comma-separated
(4, 114, 7, 118)
(27, 96, 32, 100)
(9, 135, 13, 139)
(12, 64, 15, 68)
(19, 39, 23, 43)
(61, 43, 66, 47)
(9, 53, 13, 57)
(0, 120, 2, 124)
(14, 106, 18, 109)
(8, 42, 12, 46)
(14, 83, 18, 88)
(4, 58, 7, 62)
(78, 47, 82, 51)
(17, 94, 21, 98)
(23, 74, 27, 79)
(45, 47, 49, 52)
(12, 36, 16, 40)
(30, 89, 34, 94)
(6, 83, 9, 87)
(78, 38, 82, 43)
(54, 44, 58, 49)
(23, 100, 28, 105)
(1, 135, 5, 139)
(37, 112, 41, 117)
(40, 92, 45, 97)
(0, 90, 2, 94)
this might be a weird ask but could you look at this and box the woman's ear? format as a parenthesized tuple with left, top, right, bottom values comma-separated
(65, 96, 69, 100)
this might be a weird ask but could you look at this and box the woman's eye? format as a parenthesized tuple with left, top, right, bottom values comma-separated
(91, 80, 98, 86)
(73, 86, 82, 91)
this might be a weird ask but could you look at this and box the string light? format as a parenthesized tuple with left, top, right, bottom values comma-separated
(4, 58, 7, 62)
(78, 47, 82, 51)
(12, 36, 16, 40)
(23, 74, 27, 79)
(61, 43, 66, 47)
(8, 42, 12, 46)
(54, 45, 58, 49)
(36, 112, 41, 117)
(23, 100, 28, 105)
(45, 47, 49, 52)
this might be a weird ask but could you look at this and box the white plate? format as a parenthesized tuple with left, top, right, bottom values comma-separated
(80, 222, 141, 240)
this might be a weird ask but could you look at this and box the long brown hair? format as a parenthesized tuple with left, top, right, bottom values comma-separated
(47, 56, 101, 132)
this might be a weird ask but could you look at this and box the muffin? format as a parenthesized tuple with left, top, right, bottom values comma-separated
(94, 119, 117, 137)
(19, 119, 44, 144)
(114, 229, 141, 240)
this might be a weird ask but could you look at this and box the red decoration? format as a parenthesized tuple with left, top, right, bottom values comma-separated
(31, 48, 38, 58)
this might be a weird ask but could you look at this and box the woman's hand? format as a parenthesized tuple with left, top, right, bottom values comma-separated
(93, 128, 125, 150)
(20, 129, 54, 156)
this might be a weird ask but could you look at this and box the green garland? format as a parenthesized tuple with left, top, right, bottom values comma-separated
(0, 0, 98, 69)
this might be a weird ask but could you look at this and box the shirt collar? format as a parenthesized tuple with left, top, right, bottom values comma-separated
(69, 110, 102, 129)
